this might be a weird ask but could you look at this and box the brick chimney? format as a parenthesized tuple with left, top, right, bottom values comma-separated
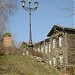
(3, 33, 11, 47)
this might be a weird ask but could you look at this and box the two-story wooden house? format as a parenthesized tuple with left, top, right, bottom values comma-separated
(47, 25, 75, 74)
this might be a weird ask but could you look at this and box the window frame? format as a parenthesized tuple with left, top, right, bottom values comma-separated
(49, 43, 51, 52)
(53, 57, 57, 66)
(45, 44, 48, 54)
(59, 35, 62, 47)
(53, 38, 56, 49)
(41, 46, 44, 53)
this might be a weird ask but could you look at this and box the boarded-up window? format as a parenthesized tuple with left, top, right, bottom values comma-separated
(38, 47, 40, 52)
(49, 44, 51, 52)
(45, 45, 48, 54)
(59, 36, 62, 47)
(53, 57, 56, 66)
(53, 39, 56, 49)
(41, 46, 44, 53)
(49, 60, 52, 65)
(59, 55, 63, 65)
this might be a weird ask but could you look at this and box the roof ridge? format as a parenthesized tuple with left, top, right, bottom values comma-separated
(54, 24, 75, 29)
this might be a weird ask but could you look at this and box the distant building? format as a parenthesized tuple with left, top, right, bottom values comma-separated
(34, 38, 50, 54)
(34, 38, 51, 64)
(20, 42, 29, 55)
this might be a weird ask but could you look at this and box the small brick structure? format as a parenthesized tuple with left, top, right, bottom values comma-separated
(3, 33, 11, 54)
(3, 33, 12, 54)
(3, 33, 11, 48)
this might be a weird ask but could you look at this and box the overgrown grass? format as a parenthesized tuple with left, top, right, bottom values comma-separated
(0, 55, 62, 75)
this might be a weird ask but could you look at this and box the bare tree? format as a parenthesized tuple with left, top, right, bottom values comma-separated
(0, 0, 17, 35)
(65, 7, 75, 16)
(58, 1, 75, 16)
(58, 7, 75, 16)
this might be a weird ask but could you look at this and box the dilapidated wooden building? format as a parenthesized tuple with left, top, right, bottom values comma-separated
(47, 25, 75, 65)
(48, 25, 75, 74)
(34, 25, 75, 75)
(20, 25, 75, 74)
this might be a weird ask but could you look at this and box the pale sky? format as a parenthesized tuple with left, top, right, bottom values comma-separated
(8, 0, 74, 43)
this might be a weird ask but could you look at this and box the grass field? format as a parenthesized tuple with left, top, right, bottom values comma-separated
(0, 55, 62, 75)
